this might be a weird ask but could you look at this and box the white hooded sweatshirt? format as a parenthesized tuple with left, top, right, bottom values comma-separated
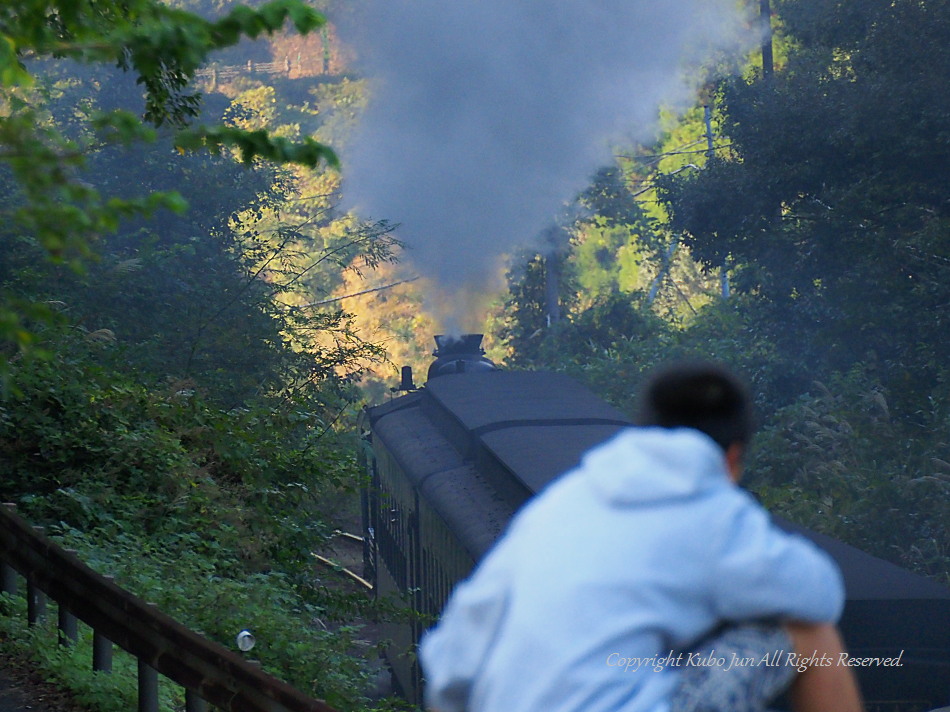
(419, 427, 844, 712)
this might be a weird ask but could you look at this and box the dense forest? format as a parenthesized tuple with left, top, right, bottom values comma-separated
(497, 0, 950, 586)
(1, 0, 948, 709)
(0, 1, 405, 710)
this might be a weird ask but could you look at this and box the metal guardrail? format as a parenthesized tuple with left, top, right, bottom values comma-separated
(196, 59, 296, 79)
(194, 57, 333, 83)
(0, 503, 339, 712)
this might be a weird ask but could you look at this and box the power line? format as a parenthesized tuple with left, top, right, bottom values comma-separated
(616, 143, 733, 163)
(303, 277, 420, 307)
(616, 138, 705, 163)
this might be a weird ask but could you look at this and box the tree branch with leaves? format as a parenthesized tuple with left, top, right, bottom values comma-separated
(0, 0, 338, 374)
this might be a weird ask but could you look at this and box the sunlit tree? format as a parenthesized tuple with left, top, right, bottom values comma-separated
(0, 0, 337, 369)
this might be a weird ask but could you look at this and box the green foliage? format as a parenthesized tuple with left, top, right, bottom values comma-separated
(571, 222, 646, 302)
(308, 78, 369, 147)
(47, 526, 375, 711)
(2, 541, 386, 712)
(657, 0, 950, 401)
(177, 125, 339, 167)
(0, 0, 336, 369)
(0, 4, 409, 710)
(578, 165, 656, 233)
(1, 85, 387, 404)
(499, 251, 575, 367)
(748, 367, 950, 584)
(0, 335, 401, 709)
(0, 0, 325, 124)
(3, 335, 307, 540)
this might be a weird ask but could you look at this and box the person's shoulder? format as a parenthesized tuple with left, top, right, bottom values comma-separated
(710, 489, 845, 622)
(717, 488, 842, 576)
(693, 476, 763, 521)
(717, 487, 786, 536)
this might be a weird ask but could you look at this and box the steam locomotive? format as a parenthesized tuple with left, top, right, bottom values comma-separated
(360, 334, 950, 710)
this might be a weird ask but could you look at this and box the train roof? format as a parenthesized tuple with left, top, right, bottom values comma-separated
(368, 368, 949, 703)
(369, 371, 950, 580)
(367, 371, 630, 560)
(371, 370, 950, 598)
(425, 371, 632, 494)
(368, 388, 516, 560)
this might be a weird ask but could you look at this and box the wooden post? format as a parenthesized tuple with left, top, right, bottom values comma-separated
(93, 575, 115, 671)
(544, 253, 561, 326)
(321, 26, 331, 74)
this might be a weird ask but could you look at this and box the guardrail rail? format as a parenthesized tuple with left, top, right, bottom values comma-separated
(0, 502, 339, 712)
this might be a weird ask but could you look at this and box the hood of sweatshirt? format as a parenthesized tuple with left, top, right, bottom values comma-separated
(583, 427, 733, 506)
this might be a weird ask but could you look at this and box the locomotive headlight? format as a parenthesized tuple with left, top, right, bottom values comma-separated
(236, 629, 256, 652)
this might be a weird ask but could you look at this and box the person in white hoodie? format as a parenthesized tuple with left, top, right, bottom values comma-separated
(419, 361, 863, 712)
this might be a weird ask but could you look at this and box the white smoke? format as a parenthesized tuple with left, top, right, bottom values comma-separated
(338, 0, 750, 330)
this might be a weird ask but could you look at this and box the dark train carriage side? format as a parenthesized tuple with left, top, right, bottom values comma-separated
(362, 369, 631, 701)
(362, 366, 950, 709)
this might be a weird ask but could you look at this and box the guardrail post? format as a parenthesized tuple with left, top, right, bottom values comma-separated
(93, 630, 113, 672)
(185, 689, 208, 712)
(58, 604, 78, 645)
(1, 561, 16, 596)
(27, 578, 46, 625)
(138, 660, 159, 712)
(26, 525, 47, 625)
(0, 504, 16, 600)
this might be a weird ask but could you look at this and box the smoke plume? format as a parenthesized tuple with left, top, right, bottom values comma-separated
(338, 0, 750, 331)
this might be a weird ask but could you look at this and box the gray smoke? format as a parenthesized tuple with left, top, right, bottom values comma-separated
(339, 0, 750, 330)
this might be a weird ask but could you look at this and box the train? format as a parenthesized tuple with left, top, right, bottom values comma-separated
(360, 334, 950, 710)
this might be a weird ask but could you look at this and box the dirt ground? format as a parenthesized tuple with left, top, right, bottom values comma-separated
(0, 651, 84, 712)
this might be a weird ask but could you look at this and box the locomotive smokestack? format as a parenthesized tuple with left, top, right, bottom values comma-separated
(428, 333, 497, 381)
(434, 333, 485, 357)
(397, 365, 416, 392)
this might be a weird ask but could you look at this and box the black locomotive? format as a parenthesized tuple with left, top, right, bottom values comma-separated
(361, 335, 950, 710)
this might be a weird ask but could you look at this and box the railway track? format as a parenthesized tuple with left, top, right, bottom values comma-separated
(312, 531, 372, 592)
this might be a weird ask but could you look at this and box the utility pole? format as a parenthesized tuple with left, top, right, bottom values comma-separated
(647, 239, 678, 305)
(542, 226, 563, 326)
(761, 0, 774, 78)
(321, 26, 331, 74)
(705, 104, 730, 298)
(544, 254, 561, 327)
(703, 105, 715, 159)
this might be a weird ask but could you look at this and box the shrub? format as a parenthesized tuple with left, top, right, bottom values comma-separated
(747, 366, 950, 584)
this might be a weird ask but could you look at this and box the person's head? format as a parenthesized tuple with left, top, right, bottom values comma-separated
(635, 361, 754, 480)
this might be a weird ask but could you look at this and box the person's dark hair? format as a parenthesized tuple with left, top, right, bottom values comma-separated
(635, 361, 754, 451)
